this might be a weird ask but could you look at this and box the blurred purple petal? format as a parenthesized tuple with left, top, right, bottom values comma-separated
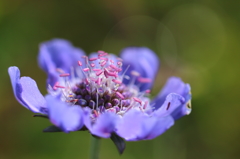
(46, 95, 84, 132)
(91, 112, 119, 138)
(38, 39, 85, 86)
(8, 66, 47, 114)
(120, 47, 159, 91)
(152, 77, 192, 120)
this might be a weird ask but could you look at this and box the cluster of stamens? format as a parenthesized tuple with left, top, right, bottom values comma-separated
(48, 50, 152, 118)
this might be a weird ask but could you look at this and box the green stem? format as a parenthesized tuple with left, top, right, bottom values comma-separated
(90, 136, 100, 159)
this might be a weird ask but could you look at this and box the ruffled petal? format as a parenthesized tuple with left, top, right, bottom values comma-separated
(143, 116, 174, 140)
(116, 109, 144, 141)
(154, 93, 185, 118)
(38, 39, 85, 86)
(116, 109, 174, 141)
(120, 47, 159, 91)
(46, 95, 84, 132)
(84, 108, 119, 138)
(152, 77, 192, 120)
(8, 66, 47, 114)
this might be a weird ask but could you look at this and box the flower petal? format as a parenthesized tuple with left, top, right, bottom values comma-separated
(143, 116, 174, 140)
(152, 77, 192, 120)
(38, 39, 85, 86)
(8, 66, 47, 114)
(120, 47, 159, 91)
(84, 108, 119, 138)
(116, 109, 174, 141)
(46, 95, 84, 132)
(154, 93, 185, 117)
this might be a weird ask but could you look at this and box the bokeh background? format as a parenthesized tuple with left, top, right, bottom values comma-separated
(0, 0, 239, 159)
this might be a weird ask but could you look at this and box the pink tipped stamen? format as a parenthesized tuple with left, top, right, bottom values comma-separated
(90, 63, 95, 67)
(110, 64, 121, 72)
(145, 89, 151, 93)
(99, 57, 108, 61)
(59, 73, 70, 77)
(83, 68, 90, 72)
(112, 79, 122, 84)
(97, 50, 105, 54)
(98, 53, 108, 57)
(100, 60, 107, 67)
(96, 70, 103, 76)
(89, 57, 98, 61)
(55, 85, 65, 89)
(107, 71, 117, 77)
(93, 69, 101, 72)
(133, 97, 142, 105)
(56, 68, 65, 73)
(116, 92, 124, 99)
(93, 110, 99, 117)
(78, 61, 82, 66)
(143, 101, 148, 109)
(96, 78, 101, 85)
(117, 61, 122, 66)
(110, 59, 114, 64)
(138, 77, 152, 83)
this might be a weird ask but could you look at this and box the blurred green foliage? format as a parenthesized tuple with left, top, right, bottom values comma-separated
(0, 0, 240, 158)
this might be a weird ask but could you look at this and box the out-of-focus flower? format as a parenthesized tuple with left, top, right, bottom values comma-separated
(8, 39, 191, 141)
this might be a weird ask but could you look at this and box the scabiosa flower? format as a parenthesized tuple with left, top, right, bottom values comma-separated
(8, 39, 191, 144)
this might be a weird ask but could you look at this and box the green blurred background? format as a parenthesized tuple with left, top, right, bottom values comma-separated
(0, 0, 239, 158)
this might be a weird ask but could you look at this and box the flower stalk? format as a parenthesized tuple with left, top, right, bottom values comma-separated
(90, 136, 100, 159)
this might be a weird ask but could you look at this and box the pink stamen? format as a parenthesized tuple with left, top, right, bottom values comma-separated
(100, 60, 107, 67)
(59, 73, 70, 77)
(93, 69, 101, 72)
(107, 71, 118, 77)
(96, 78, 101, 85)
(97, 50, 105, 54)
(83, 68, 90, 72)
(110, 60, 114, 64)
(133, 97, 142, 105)
(89, 57, 98, 61)
(98, 53, 108, 57)
(143, 101, 148, 109)
(90, 63, 95, 67)
(93, 110, 99, 117)
(145, 89, 151, 93)
(96, 70, 103, 76)
(78, 61, 82, 66)
(56, 68, 64, 73)
(116, 92, 124, 99)
(110, 64, 121, 72)
(55, 85, 65, 89)
(112, 79, 122, 84)
(99, 57, 108, 61)
(117, 61, 122, 66)
(138, 77, 152, 83)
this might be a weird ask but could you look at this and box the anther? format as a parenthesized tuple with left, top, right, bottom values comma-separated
(133, 97, 142, 105)
(116, 92, 124, 99)
(78, 61, 82, 66)
(145, 89, 151, 93)
(112, 79, 122, 84)
(167, 102, 171, 110)
(59, 73, 70, 77)
(89, 57, 98, 61)
(131, 71, 140, 77)
(138, 77, 151, 83)
(83, 68, 90, 72)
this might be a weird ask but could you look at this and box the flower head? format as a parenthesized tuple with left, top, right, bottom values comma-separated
(8, 39, 191, 141)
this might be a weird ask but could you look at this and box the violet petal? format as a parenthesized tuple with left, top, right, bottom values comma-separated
(38, 39, 85, 86)
(8, 66, 47, 114)
(120, 47, 159, 91)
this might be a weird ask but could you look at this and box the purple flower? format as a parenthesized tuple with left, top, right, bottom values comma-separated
(8, 39, 191, 141)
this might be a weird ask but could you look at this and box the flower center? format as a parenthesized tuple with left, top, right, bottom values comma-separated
(49, 51, 152, 117)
